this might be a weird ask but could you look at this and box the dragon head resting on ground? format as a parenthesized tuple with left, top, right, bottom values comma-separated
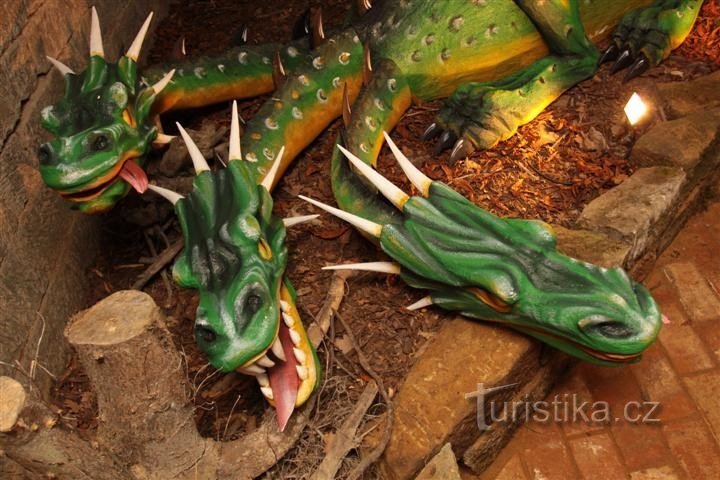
(303, 133, 662, 366)
(149, 104, 320, 430)
(38, 9, 170, 213)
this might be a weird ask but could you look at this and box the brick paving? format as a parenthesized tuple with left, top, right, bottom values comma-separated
(471, 202, 720, 480)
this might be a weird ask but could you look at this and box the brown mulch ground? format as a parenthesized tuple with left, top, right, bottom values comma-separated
(52, 1, 719, 476)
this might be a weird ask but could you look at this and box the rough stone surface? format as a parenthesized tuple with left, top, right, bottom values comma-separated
(0, 376, 26, 431)
(553, 225, 631, 268)
(656, 70, 720, 118)
(576, 167, 686, 261)
(631, 108, 720, 171)
(379, 317, 547, 480)
(0, 2, 167, 398)
(414, 443, 461, 480)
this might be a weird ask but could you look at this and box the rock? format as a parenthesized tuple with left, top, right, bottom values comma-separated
(415, 443, 461, 480)
(0, 376, 26, 431)
(657, 70, 720, 118)
(631, 108, 720, 172)
(552, 226, 631, 268)
(379, 317, 557, 479)
(577, 167, 685, 262)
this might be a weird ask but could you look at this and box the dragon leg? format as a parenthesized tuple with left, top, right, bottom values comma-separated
(600, 0, 702, 80)
(330, 58, 412, 226)
(428, 0, 604, 159)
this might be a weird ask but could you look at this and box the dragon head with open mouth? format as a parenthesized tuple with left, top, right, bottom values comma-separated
(303, 133, 662, 366)
(148, 103, 320, 431)
(37, 9, 170, 214)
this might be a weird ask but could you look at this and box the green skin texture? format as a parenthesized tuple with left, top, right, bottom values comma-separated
(37, 0, 701, 390)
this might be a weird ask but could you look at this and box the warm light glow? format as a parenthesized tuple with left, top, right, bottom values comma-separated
(624, 92, 648, 126)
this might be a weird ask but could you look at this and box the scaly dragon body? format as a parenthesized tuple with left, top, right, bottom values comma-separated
(38, 0, 701, 427)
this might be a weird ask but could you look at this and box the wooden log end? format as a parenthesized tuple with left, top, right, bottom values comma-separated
(0, 376, 27, 432)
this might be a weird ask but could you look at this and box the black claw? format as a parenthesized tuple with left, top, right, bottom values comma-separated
(622, 55, 649, 83)
(422, 123, 442, 141)
(449, 138, 476, 163)
(233, 25, 249, 46)
(609, 49, 634, 74)
(599, 44, 620, 65)
(292, 8, 312, 40)
(434, 130, 457, 154)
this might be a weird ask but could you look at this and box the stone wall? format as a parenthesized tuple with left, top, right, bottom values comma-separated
(0, 1, 167, 397)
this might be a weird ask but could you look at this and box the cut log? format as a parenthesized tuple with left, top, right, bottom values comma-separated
(0, 376, 26, 432)
(64, 290, 215, 479)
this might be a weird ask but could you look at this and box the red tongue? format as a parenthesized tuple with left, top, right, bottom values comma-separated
(268, 324, 299, 431)
(119, 160, 148, 193)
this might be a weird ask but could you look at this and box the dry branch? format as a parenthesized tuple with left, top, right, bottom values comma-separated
(310, 381, 379, 480)
(132, 240, 183, 290)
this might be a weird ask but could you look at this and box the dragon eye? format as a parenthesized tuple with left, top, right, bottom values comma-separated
(591, 321, 634, 339)
(92, 134, 110, 151)
(196, 326, 217, 343)
(246, 294, 262, 315)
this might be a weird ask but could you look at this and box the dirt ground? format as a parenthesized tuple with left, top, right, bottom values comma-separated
(51, 1, 720, 477)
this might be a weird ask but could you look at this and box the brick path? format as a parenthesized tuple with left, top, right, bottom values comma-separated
(473, 202, 720, 480)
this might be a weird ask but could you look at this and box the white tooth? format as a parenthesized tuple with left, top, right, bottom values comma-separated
(406, 295, 434, 311)
(337, 144, 409, 209)
(256, 373, 269, 387)
(383, 131, 432, 196)
(229, 100, 242, 161)
(256, 355, 275, 368)
(89, 7, 105, 58)
(298, 195, 382, 238)
(239, 364, 266, 375)
(154, 133, 176, 145)
(283, 214, 320, 228)
(126, 11, 154, 61)
(322, 261, 401, 274)
(271, 337, 287, 361)
(147, 184, 183, 205)
(280, 300, 291, 313)
(283, 312, 295, 328)
(260, 386, 274, 400)
(260, 145, 286, 191)
(46, 56, 75, 76)
(293, 347, 306, 365)
(296, 365, 308, 380)
(176, 122, 211, 174)
(289, 329, 302, 346)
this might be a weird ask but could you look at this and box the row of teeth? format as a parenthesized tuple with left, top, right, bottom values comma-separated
(237, 300, 309, 400)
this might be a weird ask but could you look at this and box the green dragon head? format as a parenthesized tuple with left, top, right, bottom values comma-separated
(303, 133, 661, 366)
(148, 104, 320, 430)
(38, 9, 170, 213)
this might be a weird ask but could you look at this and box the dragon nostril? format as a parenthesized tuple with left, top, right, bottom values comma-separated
(591, 321, 634, 339)
(197, 326, 217, 343)
(38, 144, 53, 166)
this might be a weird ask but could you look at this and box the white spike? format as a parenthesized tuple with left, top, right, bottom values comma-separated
(147, 184, 183, 205)
(181, 38, 187, 56)
(299, 195, 382, 238)
(289, 329, 302, 346)
(337, 144, 409, 209)
(176, 122, 211, 174)
(89, 6, 104, 58)
(282, 312, 295, 328)
(260, 145, 286, 191)
(406, 296, 434, 311)
(260, 386, 274, 400)
(126, 12, 153, 61)
(283, 214, 319, 228)
(296, 365, 308, 380)
(280, 300, 291, 313)
(151, 69, 176, 94)
(271, 337, 286, 361)
(256, 355, 275, 368)
(46, 56, 75, 76)
(322, 261, 401, 274)
(153, 133, 176, 145)
(383, 131, 432, 196)
(229, 101, 242, 161)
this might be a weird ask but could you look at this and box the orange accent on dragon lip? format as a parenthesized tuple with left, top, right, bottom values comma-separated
(59, 150, 141, 202)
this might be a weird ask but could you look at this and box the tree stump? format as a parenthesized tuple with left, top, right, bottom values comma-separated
(64, 290, 215, 479)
